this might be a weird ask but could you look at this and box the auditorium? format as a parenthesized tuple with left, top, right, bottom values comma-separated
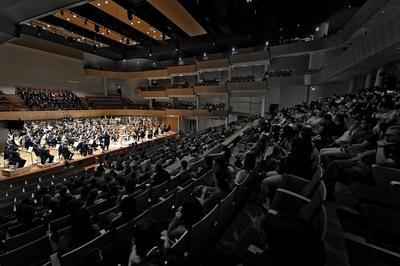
(0, 0, 399, 265)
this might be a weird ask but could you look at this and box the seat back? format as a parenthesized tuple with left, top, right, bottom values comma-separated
(300, 170, 322, 198)
(192, 170, 213, 187)
(60, 231, 114, 266)
(298, 184, 324, 221)
(149, 194, 175, 221)
(188, 205, 219, 259)
(170, 230, 189, 257)
(0, 235, 52, 266)
(390, 181, 400, 210)
(87, 200, 114, 215)
(115, 210, 149, 262)
(216, 187, 238, 231)
(372, 165, 400, 193)
(5, 225, 47, 251)
(134, 190, 150, 213)
(151, 181, 168, 202)
(49, 215, 72, 234)
(175, 182, 193, 207)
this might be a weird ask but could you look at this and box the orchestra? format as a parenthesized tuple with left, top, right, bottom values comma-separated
(3, 116, 170, 169)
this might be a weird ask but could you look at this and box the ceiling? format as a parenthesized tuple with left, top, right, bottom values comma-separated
(4, 0, 367, 61)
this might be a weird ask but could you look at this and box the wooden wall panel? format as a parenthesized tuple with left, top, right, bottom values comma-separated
(196, 59, 229, 70)
(160, 116, 179, 132)
(167, 64, 197, 75)
(165, 109, 194, 116)
(166, 88, 194, 97)
(193, 85, 227, 95)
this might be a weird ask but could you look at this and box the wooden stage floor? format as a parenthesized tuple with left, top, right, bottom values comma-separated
(0, 132, 177, 182)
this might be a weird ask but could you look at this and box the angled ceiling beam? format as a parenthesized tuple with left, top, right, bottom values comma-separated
(31, 20, 108, 47)
(90, 0, 168, 41)
(147, 0, 207, 37)
(54, 10, 138, 45)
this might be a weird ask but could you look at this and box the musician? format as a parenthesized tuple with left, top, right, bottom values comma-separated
(33, 145, 54, 165)
(4, 144, 26, 168)
(103, 132, 110, 151)
(58, 143, 74, 160)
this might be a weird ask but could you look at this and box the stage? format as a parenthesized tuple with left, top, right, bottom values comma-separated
(0, 132, 177, 182)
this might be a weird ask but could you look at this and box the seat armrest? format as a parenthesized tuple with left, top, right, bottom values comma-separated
(279, 174, 309, 194)
(270, 188, 311, 216)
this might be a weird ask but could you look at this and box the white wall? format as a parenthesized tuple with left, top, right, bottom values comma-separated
(0, 43, 104, 96)
(280, 85, 308, 109)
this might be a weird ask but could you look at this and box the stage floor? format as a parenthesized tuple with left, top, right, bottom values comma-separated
(0, 132, 177, 182)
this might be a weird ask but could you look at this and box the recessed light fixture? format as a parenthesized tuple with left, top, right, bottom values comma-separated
(97, 3, 101, 6)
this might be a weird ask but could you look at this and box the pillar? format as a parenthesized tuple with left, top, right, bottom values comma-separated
(348, 78, 354, 94)
(375, 67, 384, 88)
(103, 77, 108, 96)
(171, 97, 178, 108)
(226, 93, 231, 124)
(149, 99, 153, 109)
(365, 73, 372, 90)
(261, 96, 266, 117)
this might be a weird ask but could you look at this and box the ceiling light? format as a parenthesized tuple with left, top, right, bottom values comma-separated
(203, 52, 207, 57)
(315, 26, 320, 32)
(137, 61, 140, 64)
(137, 20, 140, 24)
(123, 59, 126, 62)
(105, 0, 109, 4)
(73, 14, 77, 18)
(97, 3, 101, 6)
(67, 18, 70, 21)
(130, 22, 133, 25)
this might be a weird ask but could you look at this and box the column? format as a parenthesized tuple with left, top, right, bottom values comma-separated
(261, 96, 266, 117)
(103, 77, 108, 96)
(364, 73, 372, 90)
(348, 78, 354, 94)
(375, 67, 384, 88)
(149, 99, 153, 109)
(171, 97, 178, 108)
(196, 95, 200, 110)
(226, 93, 231, 124)
(228, 67, 231, 81)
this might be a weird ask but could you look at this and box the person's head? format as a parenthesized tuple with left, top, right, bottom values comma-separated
(15, 203, 35, 224)
(214, 170, 230, 191)
(384, 125, 400, 144)
(380, 95, 394, 111)
(125, 178, 136, 194)
(179, 195, 203, 228)
(132, 219, 160, 259)
(155, 163, 163, 173)
(204, 156, 213, 169)
(360, 117, 372, 130)
(181, 160, 188, 170)
(86, 189, 98, 206)
(334, 114, 345, 126)
(242, 152, 256, 171)
(71, 207, 93, 242)
(119, 196, 136, 219)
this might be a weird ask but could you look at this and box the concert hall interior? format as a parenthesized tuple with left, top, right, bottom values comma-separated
(0, 0, 400, 265)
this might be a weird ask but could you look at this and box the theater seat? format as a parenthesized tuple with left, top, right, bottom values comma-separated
(60, 231, 114, 266)
(350, 183, 398, 210)
(345, 235, 400, 266)
(0, 235, 53, 266)
(187, 205, 219, 260)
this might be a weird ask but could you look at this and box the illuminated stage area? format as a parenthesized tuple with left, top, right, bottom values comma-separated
(1, 116, 175, 181)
